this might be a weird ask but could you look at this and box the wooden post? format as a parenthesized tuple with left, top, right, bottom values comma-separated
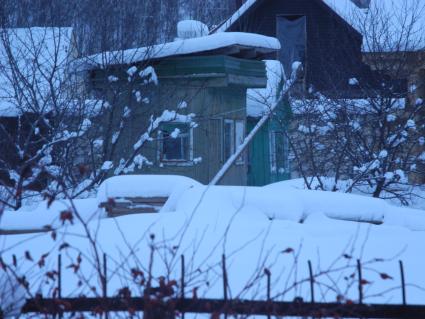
(222, 254, 228, 301)
(58, 253, 62, 319)
(399, 260, 406, 305)
(357, 259, 363, 304)
(103, 253, 108, 319)
(265, 268, 271, 319)
(58, 254, 62, 299)
(181, 255, 185, 319)
(308, 260, 315, 303)
(103, 253, 107, 298)
(222, 254, 228, 319)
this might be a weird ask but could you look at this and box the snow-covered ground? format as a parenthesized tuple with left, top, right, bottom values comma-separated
(1, 175, 425, 312)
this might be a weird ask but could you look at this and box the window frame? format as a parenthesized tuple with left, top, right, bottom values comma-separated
(222, 119, 245, 165)
(235, 120, 245, 165)
(157, 122, 193, 165)
(223, 119, 235, 162)
(269, 130, 289, 174)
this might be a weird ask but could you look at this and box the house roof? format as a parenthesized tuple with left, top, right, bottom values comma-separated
(0, 27, 75, 117)
(75, 32, 281, 71)
(214, 0, 362, 34)
(322, 0, 425, 51)
(214, 0, 425, 52)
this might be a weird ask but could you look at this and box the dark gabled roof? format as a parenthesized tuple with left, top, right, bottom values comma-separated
(213, 0, 361, 37)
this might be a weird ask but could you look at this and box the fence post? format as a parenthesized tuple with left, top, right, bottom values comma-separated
(399, 260, 406, 305)
(58, 253, 62, 299)
(103, 253, 107, 298)
(308, 260, 315, 303)
(265, 269, 271, 301)
(222, 254, 228, 319)
(357, 259, 363, 304)
(58, 253, 62, 319)
(181, 255, 185, 319)
(265, 268, 271, 319)
(103, 253, 108, 319)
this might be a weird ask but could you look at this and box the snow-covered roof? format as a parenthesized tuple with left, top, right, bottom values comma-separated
(247, 60, 285, 117)
(76, 32, 280, 71)
(0, 27, 75, 117)
(1, 175, 425, 304)
(324, 0, 425, 51)
(215, 0, 363, 33)
(216, 0, 425, 51)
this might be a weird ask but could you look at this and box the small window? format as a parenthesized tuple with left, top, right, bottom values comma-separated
(223, 120, 235, 161)
(269, 131, 289, 173)
(223, 119, 245, 164)
(235, 120, 245, 164)
(158, 123, 192, 162)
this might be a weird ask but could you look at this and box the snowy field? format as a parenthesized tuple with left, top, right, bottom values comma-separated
(1, 175, 425, 315)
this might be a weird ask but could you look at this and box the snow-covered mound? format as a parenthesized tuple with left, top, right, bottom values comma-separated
(2, 175, 425, 233)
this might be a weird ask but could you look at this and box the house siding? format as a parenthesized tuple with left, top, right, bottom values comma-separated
(88, 56, 263, 185)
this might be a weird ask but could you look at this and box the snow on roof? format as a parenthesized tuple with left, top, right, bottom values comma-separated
(214, 0, 363, 33)
(218, 0, 425, 51)
(0, 27, 75, 116)
(247, 60, 285, 117)
(323, 0, 425, 51)
(1, 175, 425, 304)
(76, 32, 280, 70)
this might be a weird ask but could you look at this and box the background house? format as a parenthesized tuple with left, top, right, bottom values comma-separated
(214, 0, 375, 97)
(0, 27, 77, 190)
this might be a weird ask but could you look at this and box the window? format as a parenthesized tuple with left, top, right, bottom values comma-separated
(158, 123, 192, 162)
(223, 119, 245, 164)
(235, 120, 245, 164)
(223, 120, 235, 161)
(269, 131, 289, 173)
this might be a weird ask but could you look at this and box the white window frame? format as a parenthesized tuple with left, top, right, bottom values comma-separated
(235, 120, 245, 165)
(222, 119, 246, 165)
(269, 130, 290, 174)
(223, 119, 235, 162)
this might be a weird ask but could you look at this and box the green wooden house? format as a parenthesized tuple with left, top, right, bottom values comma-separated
(80, 32, 283, 186)
(246, 60, 292, 186)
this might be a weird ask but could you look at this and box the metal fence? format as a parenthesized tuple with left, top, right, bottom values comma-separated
(21, 253, 425, 318)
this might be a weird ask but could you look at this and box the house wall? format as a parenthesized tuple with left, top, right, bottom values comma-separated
(227, 0, 367, 96)
(247, 97, 292, 186)
(88, 56, 261, 185)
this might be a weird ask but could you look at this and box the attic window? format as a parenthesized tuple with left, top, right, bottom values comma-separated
(158, 123, 193, 162)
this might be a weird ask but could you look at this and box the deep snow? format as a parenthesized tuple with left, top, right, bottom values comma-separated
(1, 175, 425, 311)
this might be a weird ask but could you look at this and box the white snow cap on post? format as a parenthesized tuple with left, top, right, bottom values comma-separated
(177, 20, 209, 39)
